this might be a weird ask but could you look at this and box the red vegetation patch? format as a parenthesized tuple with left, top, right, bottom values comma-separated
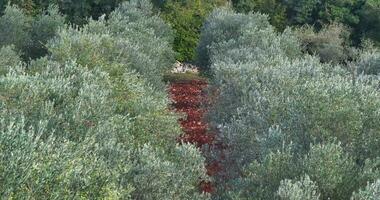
(206, 161, 223, 176)
(170, 80, 211, 145)
(200, 181, 215, 194)
(176, 108, 205, 121)
(169, 78, 221, 193)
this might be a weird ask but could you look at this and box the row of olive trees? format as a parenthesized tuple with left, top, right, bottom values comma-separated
(197, 8, 380, 199)
(0, 1, 209, 199)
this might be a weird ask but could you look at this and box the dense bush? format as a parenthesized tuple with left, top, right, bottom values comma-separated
(357, 42, 380, 75)
(198, 8, 380, 199)
(0, 45, 21, 75)
(0, 0, 209, 199)
(351, 179, 380, 200)
(231, 146, 300, 199)
(303, 142, 358, 199)
(0, 5, 31, 55)
(57, 0, 127, 25)
(0, 114, 207, 199)
(196, 8, 266, 68)
(232, 0, 287, 30)
(0, 4, 64, 60)
(48, 0, 175, 88)
(0, 59, 208, 199)
(295, 23, 351, 64)
(1, 0, 228, 62)
(277, 175, 320, 200)
(27, 5, 65, 59)
(0, 115, 135, 199)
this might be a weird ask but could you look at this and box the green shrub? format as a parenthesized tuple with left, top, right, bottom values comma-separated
(357, 0, 380, 46)
(0, 4, 65, 60)
(0, 60, 114, 141)
(0, 4, 31, 56)
(209, 55, 380, 197)
(196, 8, 270, 71)
(351, 179, 380, 200)
(232, 0, 287, 30)
(234, 147, 300, 199)
(357, 43, 380, 75)
(48, 0, 175, 87)
(277, 175, 320, 200)
(132, 143, 209, 200)
(303, 142, 358, 200)
(296, 23, 351, 64)
(0, 116, 135, 199)
(197, 8, 300, 74)
(26, 5, 65, 59)
(0, 45, 21, 75)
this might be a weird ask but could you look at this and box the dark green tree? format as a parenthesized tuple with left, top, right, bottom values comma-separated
(161, 0, 227, 61)
(233, 0, 363, 28)
(282, 0, 318, 25)
(56, 0, 127, 25)
(357, 0, 380, 45)
(233, 0, 287, 30)
(314, 0, 361, 25)
(1, 0, 129, 25)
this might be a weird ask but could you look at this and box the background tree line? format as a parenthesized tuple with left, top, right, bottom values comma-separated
(232, 0, 380, 46)
(1, 0, 379, 62)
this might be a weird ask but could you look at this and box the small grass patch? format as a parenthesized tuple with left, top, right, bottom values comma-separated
(163, 72, 208, 83)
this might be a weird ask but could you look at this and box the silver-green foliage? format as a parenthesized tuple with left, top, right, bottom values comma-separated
(351, 179, 380, 200)
(0, 61, 114, 141)
(0, 5, 31, 54)
(0, 0, 208, 199)
(196, 8, 270, 70)
(45, 0, 182, 149)
(27, 5, 66, 59)
(278, 175, 320, 200)
(233, 146, 300, 199)
(218, 57, 380, 198)
(0, 115, 207, 199)
(197, 8, 300, 73)
(303, 142, 357, 199)
(357, 44, 380, 75)
(48, 0, 175, 88)
(0, 45, 21, 75)
(0, 116, 135, 199)
(0, 4, 64, 60)
(199, 7, 380, 199)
